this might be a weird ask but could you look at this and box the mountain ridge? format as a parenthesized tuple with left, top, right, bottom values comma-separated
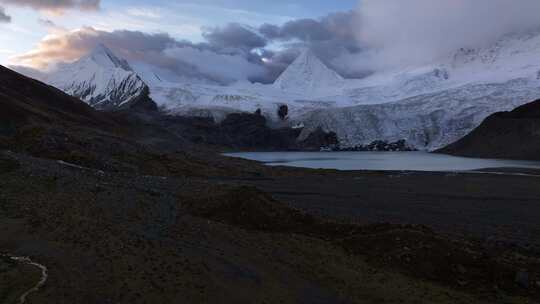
(28, 31, 540, 150)
(84, 43, 134, 71)
(273, 49, 345, 94)
(438, 98, 540, 160)
(44, 44, 150, 110)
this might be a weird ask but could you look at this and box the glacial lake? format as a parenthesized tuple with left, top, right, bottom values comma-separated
(225, 151, 540, 172)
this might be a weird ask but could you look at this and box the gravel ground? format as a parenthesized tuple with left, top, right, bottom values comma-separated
(222, 168, 540, 251)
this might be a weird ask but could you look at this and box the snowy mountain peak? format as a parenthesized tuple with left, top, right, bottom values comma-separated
(273, 48, 345, 95)
(294, 48, 318, 64)
(43, 44, 147, 109)
(82, 44, 133, 71)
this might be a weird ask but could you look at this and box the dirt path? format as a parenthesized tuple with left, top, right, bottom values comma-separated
(7, 255, 48, 304)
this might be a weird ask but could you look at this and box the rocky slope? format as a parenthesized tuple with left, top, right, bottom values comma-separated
(0, 65, 114, 131)
(439, 99, 540, 160)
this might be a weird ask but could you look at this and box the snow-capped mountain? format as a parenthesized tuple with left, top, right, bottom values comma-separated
(35, 31, 540, 150)
(273, 49, 345, 95)
(44, 44, 148, 110)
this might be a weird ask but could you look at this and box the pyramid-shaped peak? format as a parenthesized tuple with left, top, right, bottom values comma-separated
(84, 43, 133, 71)
(285, 49, 332, 71)
(90, 43, 113, 55)
(295, 48, 321, 63)
(273, 48, 344, 94)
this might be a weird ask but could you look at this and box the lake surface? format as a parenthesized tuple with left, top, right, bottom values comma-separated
(225, 151, 540, 171)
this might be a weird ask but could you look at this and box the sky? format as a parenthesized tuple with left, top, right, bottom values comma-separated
(0, 0, 356, 66)
(2, 0, 540, 85)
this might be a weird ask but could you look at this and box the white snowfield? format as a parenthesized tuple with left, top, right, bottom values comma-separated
(41, 32, 540, 150)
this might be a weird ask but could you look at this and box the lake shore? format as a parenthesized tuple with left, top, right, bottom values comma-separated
(215, 162, 540, 251)
(225, 151, 540, 172)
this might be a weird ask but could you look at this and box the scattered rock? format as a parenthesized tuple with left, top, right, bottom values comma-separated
(0, 153, 20, 173)
(515, 270, 529, 289)
(299, 127, 339, 151)
(277, 104, 288, 121)
(336, 139, 416, 152)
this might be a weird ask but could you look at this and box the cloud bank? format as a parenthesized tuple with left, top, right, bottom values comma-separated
(13, 0, 540, 84)
(12, 27, 268, 84)
(259, 11, 364, 78)
(356, 0, 540, 70)
(12, 11, 363, 83)
(0, 6, 10, 23)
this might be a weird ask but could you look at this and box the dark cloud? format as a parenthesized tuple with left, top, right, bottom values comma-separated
(38, 18, 56, 27)
(12, 27, 267, 84)
(0, 7, 10, 23)
(202, 23, 267, 50)
(0, 0, 100, 12)
(13, 27, 180, 68)
(261, 19, 334, 41)
(260, 12, 357, 43)
(259, 11, 364, 78)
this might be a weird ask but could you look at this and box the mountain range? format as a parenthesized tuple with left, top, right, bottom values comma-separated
(27, 31, 540, 150)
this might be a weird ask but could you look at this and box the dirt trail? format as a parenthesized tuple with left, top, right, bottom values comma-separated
(6, 255, 48, 304)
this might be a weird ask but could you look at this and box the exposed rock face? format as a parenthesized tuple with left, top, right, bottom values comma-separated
(118, 86, 158, 112)
(278, 104, 289, 121)
(336, 140, 416, 152)
(150, 112, 339, 151)
(219, 113, 300, 150)
(298, 127, 338, 151)
(439, 99, 540, 160)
